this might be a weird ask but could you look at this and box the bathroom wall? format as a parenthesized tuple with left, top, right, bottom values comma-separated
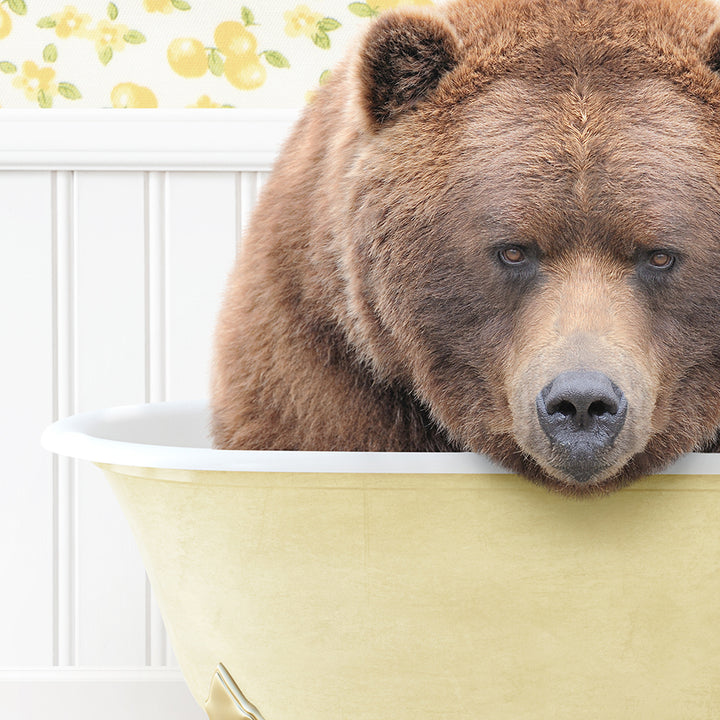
(0, 111, 297, 719)
(0, 2, 436, 716)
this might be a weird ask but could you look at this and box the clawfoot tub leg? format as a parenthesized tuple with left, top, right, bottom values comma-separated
(204, 664, 267, 720)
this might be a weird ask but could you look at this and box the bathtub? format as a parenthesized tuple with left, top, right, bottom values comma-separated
(42, 401, 720, 719)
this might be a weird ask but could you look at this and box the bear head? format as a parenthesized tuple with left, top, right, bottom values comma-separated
(333, 0, 720, 495)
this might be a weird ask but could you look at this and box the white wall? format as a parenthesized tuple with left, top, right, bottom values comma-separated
(0, 110, 297, 719)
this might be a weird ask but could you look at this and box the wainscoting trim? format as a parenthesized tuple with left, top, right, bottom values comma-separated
(0, 109, 300, 171)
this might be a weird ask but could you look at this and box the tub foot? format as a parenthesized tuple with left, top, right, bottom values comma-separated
(204, 663, 266, 720)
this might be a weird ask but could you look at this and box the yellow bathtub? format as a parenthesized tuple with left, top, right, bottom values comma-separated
(42, 401, 720, 719)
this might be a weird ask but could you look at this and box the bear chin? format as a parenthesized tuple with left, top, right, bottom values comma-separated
(496, 449, 642, 499)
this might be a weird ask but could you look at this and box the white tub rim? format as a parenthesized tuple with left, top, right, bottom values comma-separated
(41, 400, 720, 476)
(40, 400, 511, 474)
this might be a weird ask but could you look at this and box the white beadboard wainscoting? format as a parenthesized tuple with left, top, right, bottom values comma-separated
(0, 110, 299, 719)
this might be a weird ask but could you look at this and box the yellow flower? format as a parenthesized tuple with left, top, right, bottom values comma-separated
(111, 82, 158, 108)
(54, 6, 92, 39)
(283, 5, 322, 38)
(190, 95, 221, 108)
(90, 19, 128, 53)
(144, 0, 174, 13)
(13, 61, 58, 103)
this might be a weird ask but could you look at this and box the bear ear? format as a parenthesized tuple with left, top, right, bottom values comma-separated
(356, 9, 462, 129)
(703, 20, 720, 74)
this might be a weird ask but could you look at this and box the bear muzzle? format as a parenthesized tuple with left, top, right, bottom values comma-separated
(536, 370, 628, 483)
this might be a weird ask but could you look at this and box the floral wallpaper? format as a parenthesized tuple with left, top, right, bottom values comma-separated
(0, 0, 433, 108)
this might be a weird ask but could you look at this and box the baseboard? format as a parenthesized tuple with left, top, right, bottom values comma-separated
(0, 668, 206, 720)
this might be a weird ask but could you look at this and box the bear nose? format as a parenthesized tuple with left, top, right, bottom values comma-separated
(536, 370, 628, 482)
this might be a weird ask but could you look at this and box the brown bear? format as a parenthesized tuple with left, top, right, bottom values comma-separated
(211, 0, 720, 496)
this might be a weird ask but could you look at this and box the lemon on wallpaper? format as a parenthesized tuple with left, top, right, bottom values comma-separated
(111, 82, 158, 107)
(144, 0, 191, 12)
(167, 38, 207, 77)
(214, 20, 266, 89)
(0, 6, 12, 40)
(224, 54, 266, 90)
(165, 10, 288, 91)
(214, 21, 257, 57)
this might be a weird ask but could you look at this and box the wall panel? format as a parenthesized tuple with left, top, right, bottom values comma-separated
(165, 172, 239, 402)
(74, 172, 149, 667)
(0, 172, 55, 667)
(0, 110, 285, 720)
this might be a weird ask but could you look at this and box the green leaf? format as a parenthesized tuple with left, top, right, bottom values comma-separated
(317, 17, 341, 32)
(319, 69, 331, 85)
(107, 2, 118, 20)
(98, 45, 113, 65)
(208, 49, 224, 76)
(123, 29, 146, 44)
(43, 44, 58, 63)
(312, 30, 330, 50)
(37, 16, 57, 28)
(8, 0, 27, 16)
(123, 30, 146, 44)
(0, 62, 17, 74)
(263, 50, 290, 69)
(348, 2, 378, 17)
(241, 6, 256, 26)
(58, 82, 82, 100)
(38, 90, 53, 108)
(171, 0, 191, 9)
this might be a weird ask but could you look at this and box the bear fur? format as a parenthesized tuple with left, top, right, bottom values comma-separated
(212, 0, 720, 496)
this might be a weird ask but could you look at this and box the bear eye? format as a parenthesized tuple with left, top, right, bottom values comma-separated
(499, 246, 526, 265)
(647, 250, 675, 270)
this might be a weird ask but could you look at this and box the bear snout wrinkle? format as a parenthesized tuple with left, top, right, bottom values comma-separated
(536, 370, 628, 482)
